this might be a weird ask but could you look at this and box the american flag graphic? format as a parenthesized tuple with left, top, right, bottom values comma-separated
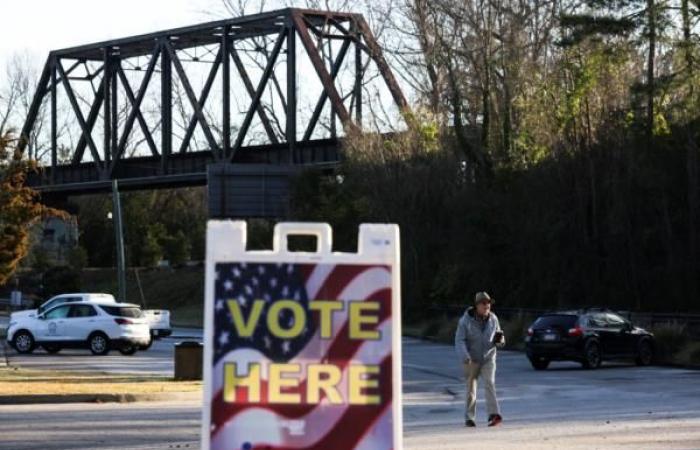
(209, 261, 395, 450)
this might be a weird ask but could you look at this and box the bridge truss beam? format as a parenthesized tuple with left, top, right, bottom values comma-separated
(18, 8, 408, 191)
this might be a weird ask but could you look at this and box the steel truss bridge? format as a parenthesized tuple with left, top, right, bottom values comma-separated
(18, 8, 408, 209)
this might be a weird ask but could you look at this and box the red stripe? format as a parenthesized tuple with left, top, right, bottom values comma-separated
(314, 264, 372, 300)
(296, 264, 316, 284)
(303, 264, 372, 348)
(210, 287, 392, 435)
(251, 356, 393, 450)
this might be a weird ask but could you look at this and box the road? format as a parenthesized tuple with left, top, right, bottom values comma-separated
(1, 337, 700, 449)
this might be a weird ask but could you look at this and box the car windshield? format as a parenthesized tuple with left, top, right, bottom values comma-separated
(39, 297, 80, 314)
(99, 306, 143, 318)
(533, 315, 578, 329)
(38, 301, 56, 314)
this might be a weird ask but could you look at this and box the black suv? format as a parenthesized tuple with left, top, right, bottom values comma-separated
(525, 309, 655, 370)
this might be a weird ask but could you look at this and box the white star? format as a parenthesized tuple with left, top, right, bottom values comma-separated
(232, 268, 241, 278)
(293, 290, 301, 301)
(240, 263, 247, 269)
(282, 340, 291, 354)
(215, 299, 225, 311)
(264, 336, 272, 349)
(223, 279, 234, 291)
(237, 296, 247, 307)
(258, 266, 266, 275)
(218, 331, 230, 346)
(287, 264, 294, 274)
(270, 278, 278, 288)
(251, 277, 259, 286)
(263, 293, 272, 302)
(244, 285, 253, 295)
(281, 286, 289, 297)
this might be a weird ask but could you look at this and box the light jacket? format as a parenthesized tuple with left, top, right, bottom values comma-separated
(454, 307, 505, 363)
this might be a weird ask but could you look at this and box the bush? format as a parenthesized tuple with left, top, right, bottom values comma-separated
(41, 266, 80, 298)
(160, 231, 190, 266)
(67, 245, 88, 270)
(500, 313, 533, 351)
(435, 317, 459, 345)
(421, 318, 444, 340)
(674, 342, 700, 366)
(651, 322, 689, 363)
(140, 231, 162, 267)
(405, 316, 460, 345)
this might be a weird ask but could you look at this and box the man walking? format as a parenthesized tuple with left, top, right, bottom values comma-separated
(454, 291, 505, 427)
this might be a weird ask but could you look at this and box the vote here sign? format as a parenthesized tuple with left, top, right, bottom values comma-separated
(201, 222, 402, 450)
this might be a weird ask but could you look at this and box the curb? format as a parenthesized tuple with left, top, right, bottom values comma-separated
(0, 390, 200, 405)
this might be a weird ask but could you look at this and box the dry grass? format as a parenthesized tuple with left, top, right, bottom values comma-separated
(0, 367, 202, 396)
(673, 341, 700, 366)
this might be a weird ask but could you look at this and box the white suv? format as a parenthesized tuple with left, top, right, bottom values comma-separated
(6, 300, 151, 356)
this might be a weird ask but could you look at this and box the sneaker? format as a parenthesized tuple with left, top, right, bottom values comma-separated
(487, 414, 502, 427)
(465, 419, 476, 427)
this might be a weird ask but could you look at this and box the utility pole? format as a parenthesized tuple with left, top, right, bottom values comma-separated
(111, 179, 127, 303)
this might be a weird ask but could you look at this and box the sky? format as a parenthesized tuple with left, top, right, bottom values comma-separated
(0, 0, 233, 69)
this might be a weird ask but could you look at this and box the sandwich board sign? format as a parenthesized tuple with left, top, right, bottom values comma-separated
(202, 221, 402, 450)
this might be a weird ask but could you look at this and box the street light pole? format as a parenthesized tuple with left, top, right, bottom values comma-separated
(111, 179, 127, 303)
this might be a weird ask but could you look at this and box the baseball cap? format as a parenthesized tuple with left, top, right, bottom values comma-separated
(474, 291, 495, 305)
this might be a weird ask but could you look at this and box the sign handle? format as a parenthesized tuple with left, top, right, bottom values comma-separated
(273, 222, 332, 255)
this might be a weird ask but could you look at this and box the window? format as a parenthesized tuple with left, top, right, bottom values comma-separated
(605, 313, 627, 328)
(44, 305, 71, 320)
(533, 315, 578, 329)
(99, 306, 143, 318)
(42, 229, 56, 242)
(68, 305, 96, 318)
(587, 314, 607, 328)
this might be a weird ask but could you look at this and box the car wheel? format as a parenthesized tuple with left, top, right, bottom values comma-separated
(118, 345, 137, 356)
(635, 340, 653, 366)
(529, 357, 550, 370)
(12, 330, 35, 354)
(88, 332, 110, 356)
(42, 345, 61, 354)
(582, 341, 602, 369)
(138, 338, 153, 351)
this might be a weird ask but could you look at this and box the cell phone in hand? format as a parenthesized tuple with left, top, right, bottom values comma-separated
(493, 331, 504, 344)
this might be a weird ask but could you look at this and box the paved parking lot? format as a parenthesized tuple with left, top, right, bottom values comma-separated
(1, 337, 699, 449)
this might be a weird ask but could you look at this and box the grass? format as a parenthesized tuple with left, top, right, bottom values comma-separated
(0, 367, 202, 396)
